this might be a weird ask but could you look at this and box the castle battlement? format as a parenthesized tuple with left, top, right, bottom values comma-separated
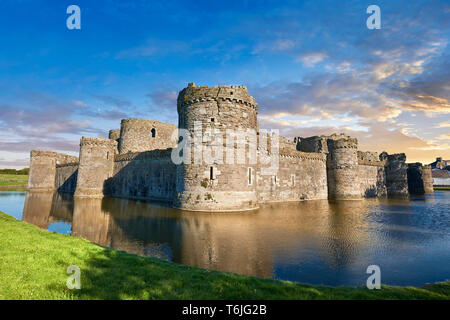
(80, 137, 118, 147)
(177, 83, 257, 112)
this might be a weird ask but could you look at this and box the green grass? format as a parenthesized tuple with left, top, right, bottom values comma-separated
(0, 174, 28, 186)
(434, 186, 450, 190)
(0, 211, 448, 300)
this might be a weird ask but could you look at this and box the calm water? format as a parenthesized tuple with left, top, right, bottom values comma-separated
(1, 190, 449, 287)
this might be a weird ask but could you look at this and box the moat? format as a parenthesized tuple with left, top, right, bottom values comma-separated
(1, 190, 449, 287)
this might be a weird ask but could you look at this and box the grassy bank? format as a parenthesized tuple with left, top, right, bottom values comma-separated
(0, 174, 28, 191)
(434, 186, 450, 190)
(0, 211, 448, 300)
(0, 174, 28, 186)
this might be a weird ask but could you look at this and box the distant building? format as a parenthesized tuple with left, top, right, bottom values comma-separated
(429, 157, 450, 170)
(432, 169, 450, 186)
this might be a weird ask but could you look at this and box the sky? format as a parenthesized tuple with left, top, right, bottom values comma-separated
(0, 0, 449, 168)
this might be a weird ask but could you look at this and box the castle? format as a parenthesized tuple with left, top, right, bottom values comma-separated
(27, 83, 434, 212)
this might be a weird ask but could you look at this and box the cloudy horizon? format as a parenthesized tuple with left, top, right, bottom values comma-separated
(0, 0, 449, 168)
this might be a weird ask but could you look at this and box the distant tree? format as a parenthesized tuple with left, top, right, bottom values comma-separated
(0, 168, 29, 175)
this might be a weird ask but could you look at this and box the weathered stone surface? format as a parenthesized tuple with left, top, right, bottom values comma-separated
(407, 163, 434, 194)
(381, 152, 409, 198)
(107, 150, 177, 202)
(357, 164, 387, 197)
(28, 150, 78, 192)
(74, 137, 117, 198)
(174, 85, 259, 211)
(119, 119, 177, 154)
(55, 164, 78, 193)
(28, 84, 415, 212)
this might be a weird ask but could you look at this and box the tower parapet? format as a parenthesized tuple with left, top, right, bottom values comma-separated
(74, 137, 117, 198)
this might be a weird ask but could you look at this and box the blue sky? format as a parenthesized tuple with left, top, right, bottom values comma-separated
(0, 0, 449, 168)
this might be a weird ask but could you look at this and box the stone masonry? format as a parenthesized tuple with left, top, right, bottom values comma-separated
(27, 83, 433, 212)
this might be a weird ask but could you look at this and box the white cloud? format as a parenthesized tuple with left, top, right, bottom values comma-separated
(298, 52, 328, 67)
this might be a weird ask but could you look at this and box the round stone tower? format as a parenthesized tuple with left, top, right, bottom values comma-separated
(325, 135, 362, 200)
(174, 83, 259, 211)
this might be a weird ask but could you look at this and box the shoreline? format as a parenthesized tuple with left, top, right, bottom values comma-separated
(0, 210, 448, 300)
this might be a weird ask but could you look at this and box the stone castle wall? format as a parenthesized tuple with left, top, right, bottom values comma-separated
(257, 152, 328, 203)
(407, 163, 434, 194)
(74, 137, 117, 198)
(28, 83, 430, 212)
(119, 119, 177, 154)
(380, 152, 409, 197)
(297, 134, 362, 200)
(106, 149, 177, 202)
(357, 151, 387, 198)
(109, 129, 120, 154)
(28, 150, 78, 192)
(55, 163, 78, 193)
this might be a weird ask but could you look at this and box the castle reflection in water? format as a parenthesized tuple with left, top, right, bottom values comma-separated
(21, 190, 450, 286)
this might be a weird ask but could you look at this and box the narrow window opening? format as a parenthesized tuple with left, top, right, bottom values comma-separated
(211, 118, 215, 122)
(106, 151, 109, 160)
(248, 167, 252, 185)
(151, 128, 156, 138)
(210, 167, 214, 180)
(291, 174, 295, 186)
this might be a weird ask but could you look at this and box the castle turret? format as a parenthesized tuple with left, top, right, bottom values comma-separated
(108, 129, 120, 154)
(74, 137, 117, 198)
(118, 119, 177, 154)
(297, 134, 361, 200)
(325, 136, 361, 200)
(175, 83, 259, 211)
(380, 152, 409, 197)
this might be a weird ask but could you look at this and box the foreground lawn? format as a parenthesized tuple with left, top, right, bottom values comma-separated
(0, 174, 28, 186)
(0, 211, 448, 300)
